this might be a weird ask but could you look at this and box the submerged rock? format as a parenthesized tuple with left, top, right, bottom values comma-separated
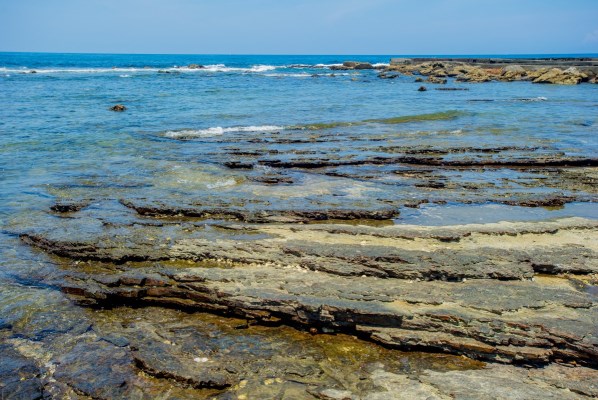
(50, 200, 90, 213)
(109, 104, 127, 112)
(0, 344, 43, 400)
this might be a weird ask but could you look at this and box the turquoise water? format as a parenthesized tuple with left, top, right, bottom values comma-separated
(2, 53, 597, 222)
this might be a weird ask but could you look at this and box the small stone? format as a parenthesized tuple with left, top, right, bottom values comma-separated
(418, 86, 427, 92)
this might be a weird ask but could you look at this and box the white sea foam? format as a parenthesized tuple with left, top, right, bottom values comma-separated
(182, 64, 278, 73)
(0, 64, 280, 75)
(264, 73, 312, 78)
(0, 67, 158, 74)
(372, 63, 390, 67)
(164, 125, 284, 138)
(514, 96, 548, 102)
(315, 63, 343, 68)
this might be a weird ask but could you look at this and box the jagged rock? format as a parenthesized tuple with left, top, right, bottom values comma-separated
(57, 261, 598, 367)
(533, 68, 585, 85)
(419, 62, 446, 75)
(334, 61, 375, 70)
(426, 76, 447, 84)
(187, 64, 205, 69)
(500, 64, 527, 81)
(456, 67, 492, 83)
(354, 62, 375, 70)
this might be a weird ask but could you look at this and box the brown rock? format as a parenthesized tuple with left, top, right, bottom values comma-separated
(426, 76, 447, 84)
(500, 64, 527, 81)
(109, 104, 127, 112)
(532, 67, 585, 85)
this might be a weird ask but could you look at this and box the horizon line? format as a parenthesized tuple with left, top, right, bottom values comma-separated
(2, 50, 598, 57)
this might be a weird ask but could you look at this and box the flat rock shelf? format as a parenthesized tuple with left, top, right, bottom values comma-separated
(10, 198, 598, 398)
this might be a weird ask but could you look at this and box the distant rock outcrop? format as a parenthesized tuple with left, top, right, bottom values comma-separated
(379, 57, 598, 84)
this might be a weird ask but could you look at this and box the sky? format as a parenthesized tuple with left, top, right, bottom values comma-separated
(0, 0, 597, 55)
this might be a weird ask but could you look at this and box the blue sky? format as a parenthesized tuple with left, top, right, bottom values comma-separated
(1, 0, 597, 54)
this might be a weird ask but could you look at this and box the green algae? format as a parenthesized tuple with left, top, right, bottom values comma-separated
(364, 110, 466, 124)
(289, 110, 466, 131)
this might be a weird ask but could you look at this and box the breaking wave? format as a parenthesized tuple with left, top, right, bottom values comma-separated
(0, 64, 280, 75)
(164, 125, 284, 139)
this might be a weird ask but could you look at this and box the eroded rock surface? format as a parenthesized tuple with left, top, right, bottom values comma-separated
(15, 203, 598, 371)
(383, 57, 598, 84)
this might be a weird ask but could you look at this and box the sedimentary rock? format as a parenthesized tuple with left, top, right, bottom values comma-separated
(18, 206, 598, 368)
(533, 68, 586, 85)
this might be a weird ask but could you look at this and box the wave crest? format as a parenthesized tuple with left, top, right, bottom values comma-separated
(164, 125, 284, 139)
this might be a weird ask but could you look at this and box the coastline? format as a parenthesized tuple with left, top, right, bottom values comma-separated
(1, 52, 597, 399)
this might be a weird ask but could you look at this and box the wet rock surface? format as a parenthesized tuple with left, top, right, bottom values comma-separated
(15, 205, 598, 368)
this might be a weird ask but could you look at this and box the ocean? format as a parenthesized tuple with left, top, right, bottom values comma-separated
(1, 52, 597, 397)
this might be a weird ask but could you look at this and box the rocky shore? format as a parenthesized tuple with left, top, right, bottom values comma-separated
(7, 201, 598, 398)
(335, 57, 598, 84)
(2, 56, 598, 398)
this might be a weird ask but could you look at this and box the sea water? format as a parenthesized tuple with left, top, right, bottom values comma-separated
(1, 53, 597, 370)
